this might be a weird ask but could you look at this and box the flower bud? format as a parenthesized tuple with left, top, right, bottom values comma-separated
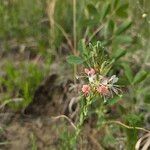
(90, 68, 95, 76)
(97, 85, 109, 96)
(84, 68, 95, 76)
(82, 84, 90, 95)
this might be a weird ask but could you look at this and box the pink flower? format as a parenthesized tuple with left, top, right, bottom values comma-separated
(82, 84, 90, 95)
(97, 85, 109, 96)
(84, 68, 95, 76)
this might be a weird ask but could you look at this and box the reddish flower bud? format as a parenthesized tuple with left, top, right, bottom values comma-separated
(84, 68, 95, 76)
(90, 68, 95, 76)
(82, 84, 90, 95)
(97, 85, 109, 96)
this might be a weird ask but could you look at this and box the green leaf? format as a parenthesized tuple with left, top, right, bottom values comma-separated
(133, 70, 148, 84)
(116, 3, 129, 18)
(125, 114, 142, 126)
(118, 76, 130, 86)
(101, 3, 111, 20)
(118, 104, 126, 114)
(113, 0, 119, 9)
(113, 48, 127, 61)
(87, 4, 98, 15)
(116, 21, 132, 35)
(125, 114, 141, 150)
(116, 10, 128, 18)
(122, 63, 133, 84)
(107, 20, 115, 35)
(116, 3, 129, 11)
(144, 94, 150, 104)
(77, 39, 86, 54)
(66, 55, 83, 64)
(106, 95, 122, 106)
(114, 35, 133, 44)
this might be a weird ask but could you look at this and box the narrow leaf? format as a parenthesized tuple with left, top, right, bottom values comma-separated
(101, 3, 111, 20)
(113, 0, 119, 9)
(144, 94, 150, 104)
(87, 4, 98, 15)
(66, 55, 83, 65)
(113, 49, 127, 60)
(133, 70, 148, 84)
(114, 35, 133, 44)
(107, 95, 122, 106)
(116, 3, 129, 18)
(107, 20, 115, 35)
(122, 63, 133, 84)
(78, 39, 86, 54)
(116, 21, 132, 35)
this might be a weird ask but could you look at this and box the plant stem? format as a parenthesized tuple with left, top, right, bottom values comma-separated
(73, 0, 77, 54)
(76, 96, 92, 138)
(73, 0, 77, 83)
(52, 115, 77, 130)
(106, 120, 150, 133)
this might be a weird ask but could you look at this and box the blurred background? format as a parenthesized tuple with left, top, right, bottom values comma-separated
(0, 0, 150, 149)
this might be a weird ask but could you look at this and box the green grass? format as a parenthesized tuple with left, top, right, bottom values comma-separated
(0, 60, 50, 110)
(0, 0, 51, 110)
(0, 0, 49, 55)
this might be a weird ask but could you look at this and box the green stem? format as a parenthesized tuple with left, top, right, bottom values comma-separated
(75, 96, 92, 138)
(73, 0, 77, 54)
(73, 0, 77, 83)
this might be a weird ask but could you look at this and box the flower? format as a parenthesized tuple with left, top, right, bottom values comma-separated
(82, 84, 90, 95)
(84, 68, 95, 76)
(83, 68, 120, 98)
(97, 85, 109, 96)
(109, 75, 118, 84)
(101, 77, 109, 85)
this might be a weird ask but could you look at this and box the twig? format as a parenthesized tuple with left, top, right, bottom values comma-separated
(51, 115, 77, 130)
(107, 120, 150, 133)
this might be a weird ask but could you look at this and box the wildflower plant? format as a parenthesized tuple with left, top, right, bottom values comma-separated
(67, 41, 123, 141)
(66, 41, 149, 149)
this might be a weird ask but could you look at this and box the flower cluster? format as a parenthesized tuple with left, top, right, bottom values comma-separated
(81, 68, 120, 98)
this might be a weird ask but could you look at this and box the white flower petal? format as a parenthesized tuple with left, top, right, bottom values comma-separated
(112, 87, 119, 95)
(101, 78, 108, 85)
(109, 75, 118, 83)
